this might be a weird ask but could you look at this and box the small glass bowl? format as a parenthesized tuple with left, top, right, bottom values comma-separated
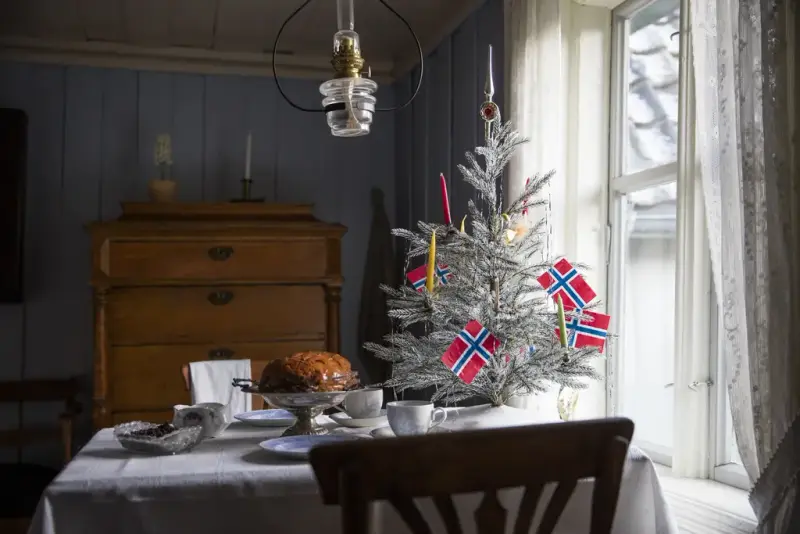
(113, 421, 204, 455)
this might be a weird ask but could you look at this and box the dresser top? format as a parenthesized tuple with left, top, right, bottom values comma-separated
(119, 202, 317, 221)
(87, 203, 347, 236)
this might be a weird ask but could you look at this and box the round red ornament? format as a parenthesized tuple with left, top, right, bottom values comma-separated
(480, 101, 499, 122)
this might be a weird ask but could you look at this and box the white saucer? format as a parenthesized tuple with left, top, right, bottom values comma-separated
(234, 409, 296, 427)
(330, 409, 387, 428)
(370, 425, 449, 438)
(259, 434, 366, 460)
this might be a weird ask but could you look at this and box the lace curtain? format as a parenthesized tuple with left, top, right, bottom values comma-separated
(690, 0, 799, 531)
(504, 0, 564, 204)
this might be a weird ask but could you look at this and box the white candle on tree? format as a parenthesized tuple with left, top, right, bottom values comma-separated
(244, 132, 252, 180)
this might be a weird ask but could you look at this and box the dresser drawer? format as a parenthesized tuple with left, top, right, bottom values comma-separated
(109, 285, 326, 345)
(106, 239, 328, 280)
(111, 339, 326, 411)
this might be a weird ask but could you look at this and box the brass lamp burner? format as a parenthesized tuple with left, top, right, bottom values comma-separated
(331, 35, 364, 79)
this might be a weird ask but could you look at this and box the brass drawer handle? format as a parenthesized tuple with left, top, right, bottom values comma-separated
(208, 290, 234, 305)
(209, 348, 235, 360)
(208, 246, 234, 261)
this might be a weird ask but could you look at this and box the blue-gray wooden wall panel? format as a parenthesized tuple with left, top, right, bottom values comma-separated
(0, 62, 395, 463)
(393, 0, 503, 269)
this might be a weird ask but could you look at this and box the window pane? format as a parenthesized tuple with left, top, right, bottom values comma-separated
(625, 0, 680, 174)
(618, 182, 677, 452)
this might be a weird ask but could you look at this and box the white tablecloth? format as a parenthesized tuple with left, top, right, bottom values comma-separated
(29, 419, 678, 534)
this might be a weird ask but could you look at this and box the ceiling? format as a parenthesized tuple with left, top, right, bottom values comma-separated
(0, 0, 483, 81)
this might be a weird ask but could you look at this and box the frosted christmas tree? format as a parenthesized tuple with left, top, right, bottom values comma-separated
(366, 46, 610, 409)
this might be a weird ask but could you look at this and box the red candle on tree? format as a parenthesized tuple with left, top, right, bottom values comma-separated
(440, 173, 452, 225)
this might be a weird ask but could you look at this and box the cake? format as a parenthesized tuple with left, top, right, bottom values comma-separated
(258, 351, 359, 393)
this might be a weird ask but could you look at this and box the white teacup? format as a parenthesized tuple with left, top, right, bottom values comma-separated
(386, 400, 447, 436)
(173, 402, 230, 438)
(342, 388, 383, 419)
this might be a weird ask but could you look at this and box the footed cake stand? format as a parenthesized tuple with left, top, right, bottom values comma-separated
(260, 391, 349, 436)
(233, 381, 349, 436)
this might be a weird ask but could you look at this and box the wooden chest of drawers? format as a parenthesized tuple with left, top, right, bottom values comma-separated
(88, 203, 346, 429)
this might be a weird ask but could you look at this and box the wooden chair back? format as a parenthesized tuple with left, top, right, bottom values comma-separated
(181, 362, 265, 410)
(310, 417, 634, 534)
(0, 377, 82, 463)
(0, 378, 82, 534)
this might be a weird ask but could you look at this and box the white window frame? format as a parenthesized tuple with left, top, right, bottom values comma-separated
(606, 0, 750, 490)
(607, 0, 685, 466)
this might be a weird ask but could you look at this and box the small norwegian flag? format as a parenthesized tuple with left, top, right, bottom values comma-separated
(407, 264, 452, 292)
(441, 320, 501, 384)
(555, 310, 611, 353)
(537, 258, 597, 310)
(435, 264, 452, 285)
(406, 265, 427, 291)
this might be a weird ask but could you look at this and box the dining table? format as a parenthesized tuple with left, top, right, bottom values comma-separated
(28, 413, 679, 534)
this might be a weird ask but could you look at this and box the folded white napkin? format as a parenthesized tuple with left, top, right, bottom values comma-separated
(189, 359, 252, 422)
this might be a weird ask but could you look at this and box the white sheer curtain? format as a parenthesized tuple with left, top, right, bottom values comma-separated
(503, 0, 565, 420)
(691, 0, 799, 531)
(505, 0, 564, 206)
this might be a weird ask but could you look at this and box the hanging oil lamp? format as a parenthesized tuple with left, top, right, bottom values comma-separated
(271, 0, 424, 137)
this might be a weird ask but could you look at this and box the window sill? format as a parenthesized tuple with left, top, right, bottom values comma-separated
(654, 464, 757, 533)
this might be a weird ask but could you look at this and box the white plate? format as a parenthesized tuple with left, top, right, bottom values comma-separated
(370, 426, 449, 438)
(234, 409, 296, 427)
(330, 409, 387, 428)
(259, 435, 366, 460)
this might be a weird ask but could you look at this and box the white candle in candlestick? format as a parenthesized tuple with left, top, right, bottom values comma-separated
(244, 132, 252, 180)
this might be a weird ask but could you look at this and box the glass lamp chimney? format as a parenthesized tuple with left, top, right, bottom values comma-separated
(320, 0, 378, 137)
(337, 0, 354, 31)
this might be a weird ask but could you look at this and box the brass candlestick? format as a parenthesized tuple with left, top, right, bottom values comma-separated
(230, 177, 265, 203)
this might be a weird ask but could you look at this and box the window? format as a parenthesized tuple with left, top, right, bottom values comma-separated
(607, 0, 749, 490)
(609, 0, 680, 465)
(624, 3, 679, 174)
(615, 183, 678, 461)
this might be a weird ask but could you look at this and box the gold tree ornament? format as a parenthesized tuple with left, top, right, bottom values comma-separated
(501, 213, 529, 244)
(501, 213, 517, 243)
(511, 220, 529, 240)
